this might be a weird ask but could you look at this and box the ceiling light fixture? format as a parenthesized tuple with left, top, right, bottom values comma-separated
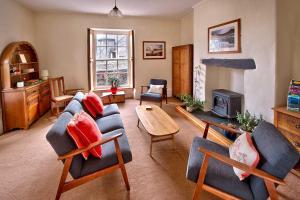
(108, 0, 123, 18)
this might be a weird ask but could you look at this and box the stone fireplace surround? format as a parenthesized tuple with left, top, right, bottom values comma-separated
(194, 58, 256, 114)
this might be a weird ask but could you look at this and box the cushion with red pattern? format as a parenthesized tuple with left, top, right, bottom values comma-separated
(67, 111, 103, 159)
(229, 132, 260, 180)
(83, 92, 104, 118)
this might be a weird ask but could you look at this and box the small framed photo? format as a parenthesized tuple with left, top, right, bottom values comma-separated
(208, 19, 241, 53)
(19, 54, 27, 63)
(143, 41, 166, 59)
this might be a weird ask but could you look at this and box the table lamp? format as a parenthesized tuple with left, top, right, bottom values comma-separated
(41, 69, 49, 80)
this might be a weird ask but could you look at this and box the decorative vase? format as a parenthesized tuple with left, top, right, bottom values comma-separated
(111, 87, 117, 94)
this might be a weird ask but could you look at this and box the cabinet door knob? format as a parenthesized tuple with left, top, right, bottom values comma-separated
(296, 124, 300, 130)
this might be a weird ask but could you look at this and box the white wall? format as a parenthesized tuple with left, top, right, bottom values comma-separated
(35, 12, 181, 97)
(180, 12, 194, 45)
(193, 0, 276, 122)
(0, 0, 36, 134)
(276, 0, 300, 105)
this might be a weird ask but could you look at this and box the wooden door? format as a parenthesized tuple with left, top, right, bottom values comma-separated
(172, 47, 181, 96)
(180, 45, 193, 95)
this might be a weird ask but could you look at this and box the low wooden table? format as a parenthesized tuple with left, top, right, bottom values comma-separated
(101, 91, 125, 104)
(135, 105, 180, 156)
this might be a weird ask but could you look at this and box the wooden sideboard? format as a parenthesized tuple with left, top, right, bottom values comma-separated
(273, 106, 300, 152)
(2, 81, 50, 132)
(0, 41, 50, 132)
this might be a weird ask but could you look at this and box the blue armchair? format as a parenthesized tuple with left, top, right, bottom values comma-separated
(186, 120, 299, 200)
(140, 79, 167, 107)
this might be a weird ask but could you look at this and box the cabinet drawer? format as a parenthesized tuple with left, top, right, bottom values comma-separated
(278, 113, 300, 135)
(40, 83, 50, 92)
(28, 98, 39, 124)
(26, 88, 39, 102)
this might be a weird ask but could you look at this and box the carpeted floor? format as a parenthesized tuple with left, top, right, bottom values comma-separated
(0, 99, 299, 200)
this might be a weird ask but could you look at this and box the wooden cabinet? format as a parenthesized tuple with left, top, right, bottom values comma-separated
(172, 45, 193, 97)
(273, 106, 300, 152)
(0, 41, 50, 132)
(101, 91, 125, 104)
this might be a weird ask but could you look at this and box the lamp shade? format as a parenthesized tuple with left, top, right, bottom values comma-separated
(108, 6, 123, 17)
(41, 69, 49, 80)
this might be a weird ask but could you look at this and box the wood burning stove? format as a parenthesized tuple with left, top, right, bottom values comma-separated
(212, 89, 242, 118)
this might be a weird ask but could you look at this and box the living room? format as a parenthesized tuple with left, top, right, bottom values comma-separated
(0, 0, 299, 199)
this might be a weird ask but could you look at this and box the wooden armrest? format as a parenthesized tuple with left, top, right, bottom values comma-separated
(65, 88, 85, 95)
(202, 119, 244, 135)
(198, 147, 285, 185)
(140, 85, 149, 94)
(58, 132, 123, 160)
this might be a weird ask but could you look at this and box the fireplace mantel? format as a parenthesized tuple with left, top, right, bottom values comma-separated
(201, 58, 256, 70)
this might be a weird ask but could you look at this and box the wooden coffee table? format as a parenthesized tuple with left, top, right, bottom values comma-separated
(136, 105, 180, 156)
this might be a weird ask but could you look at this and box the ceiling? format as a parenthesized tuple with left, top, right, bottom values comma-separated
(15, 0, 201, 19)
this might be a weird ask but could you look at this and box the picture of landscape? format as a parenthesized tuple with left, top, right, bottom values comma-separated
(208, 19, 241, 53)
(143, 41, 166, 59)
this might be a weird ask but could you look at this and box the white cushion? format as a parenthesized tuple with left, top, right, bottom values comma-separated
(229, 132, 260, 181)
(147, 84, 164, 94)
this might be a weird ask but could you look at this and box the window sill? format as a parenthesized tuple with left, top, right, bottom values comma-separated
(92, 87, 134, 92)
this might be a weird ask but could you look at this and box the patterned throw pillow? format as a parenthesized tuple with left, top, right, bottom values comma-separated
(147, 84, 164, 94)
(67, 111, 103, 159)
(229, 132, 260, 180)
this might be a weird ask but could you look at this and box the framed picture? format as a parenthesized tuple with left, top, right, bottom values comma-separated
(208, 19, 241, 53)
(143, 41, 166, 59)
(19, 54, 27, 63)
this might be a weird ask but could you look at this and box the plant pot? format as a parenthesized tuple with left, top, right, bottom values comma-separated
(111, 87, 118, 94)
(186, 106, 194, 112)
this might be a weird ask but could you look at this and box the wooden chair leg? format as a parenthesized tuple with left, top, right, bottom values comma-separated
(114, 138, 130, 190)
(140, 98, 142, 105)
(55, 157, 73, 200)
(160, 100, 162, 108)
(264, 179, 278, 200)
(193, 154, 210, 200)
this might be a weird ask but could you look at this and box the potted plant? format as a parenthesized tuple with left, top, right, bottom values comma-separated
(179, 94, 204, 112)
(108, 76, 120, 94)
(236, 110, 263, 133)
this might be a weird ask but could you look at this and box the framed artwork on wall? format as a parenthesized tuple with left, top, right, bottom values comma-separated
(143, 41, 166, 59)
(208, 19, 241, 53)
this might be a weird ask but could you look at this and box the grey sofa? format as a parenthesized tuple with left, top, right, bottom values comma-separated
(46, 92, 132, 199)
(186, 121, 299, 200)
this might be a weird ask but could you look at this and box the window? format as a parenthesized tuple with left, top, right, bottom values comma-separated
(88, 29, 134, 90)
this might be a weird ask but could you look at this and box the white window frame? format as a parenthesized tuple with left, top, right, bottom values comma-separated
(88, 28, 134, 90)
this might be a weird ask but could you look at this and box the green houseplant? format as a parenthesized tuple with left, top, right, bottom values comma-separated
(179, 94, 204, 112)
(236, 110, 263, 132)
(108, 76, 120, 94)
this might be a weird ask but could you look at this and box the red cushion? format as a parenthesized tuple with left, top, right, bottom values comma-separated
(229, 132, 260, 180)
(83, 92, 104, 118)
(83, 97, 97, 117)
(67, 111, 103, 159)
(67, 125, 90, 160)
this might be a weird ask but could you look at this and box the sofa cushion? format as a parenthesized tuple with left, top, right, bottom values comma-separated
(186, 137, 254, 200)
(102, 104, 120, 117)
(73, 92, 85, 103)
(250, 121, 300, 200)
(80, 128, 132, 177)
(95, 114, 124, 133)
(67, 111, 103, 159)
(64, 100, 84, 115)
(46, 112, 84, 179)
(140, 92, 162, 101)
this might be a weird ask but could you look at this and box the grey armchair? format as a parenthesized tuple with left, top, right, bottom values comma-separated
(186, 120, 299, 200)
(140, 79, 167, 107)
